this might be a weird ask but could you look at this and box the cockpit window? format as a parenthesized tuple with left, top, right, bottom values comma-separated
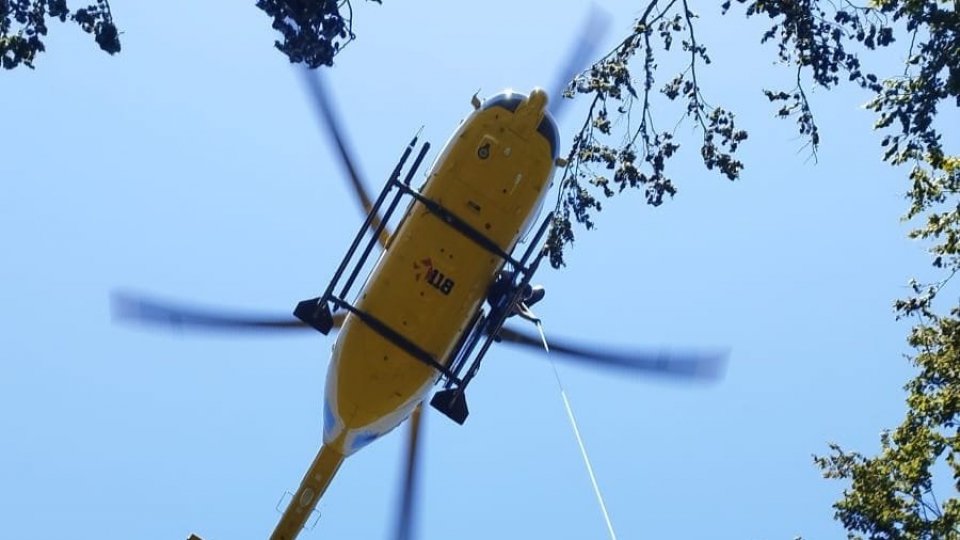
(481, 92, 524, 113)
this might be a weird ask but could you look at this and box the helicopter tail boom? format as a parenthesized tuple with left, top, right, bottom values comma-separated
(270, 444, 345, 540)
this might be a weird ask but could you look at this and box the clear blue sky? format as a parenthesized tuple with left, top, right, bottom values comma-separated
(2, 2, 926, 539)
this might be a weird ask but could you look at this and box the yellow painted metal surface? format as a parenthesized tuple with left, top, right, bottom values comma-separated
(328, 89, 556, 447)
(270, 445, 344, 540)
(272, 89, 557, 539)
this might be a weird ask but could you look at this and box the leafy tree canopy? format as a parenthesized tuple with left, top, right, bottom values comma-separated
(255, 0, 378, 68)
(1, 0, 118, 69)
(558, 1, 957, 538)
(548, 0, 959, 271)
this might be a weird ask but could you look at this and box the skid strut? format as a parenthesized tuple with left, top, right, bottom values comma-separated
(430, 213, 552, 424)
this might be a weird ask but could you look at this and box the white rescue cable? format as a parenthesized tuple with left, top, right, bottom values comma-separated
(535, 321, 618, 540)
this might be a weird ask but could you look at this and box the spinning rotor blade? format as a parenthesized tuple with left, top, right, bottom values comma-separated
(299, 69, 391, 247)
(548, 6, 612, 119)
(498, 325, 726, 380)
(111, 291, 345, 333)
(394, 404, 424, 540)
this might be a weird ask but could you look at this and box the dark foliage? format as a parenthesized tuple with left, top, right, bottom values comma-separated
(1, 0, 119, 69)
(255, 0, 380, 68)
(546, 0, 749, 268)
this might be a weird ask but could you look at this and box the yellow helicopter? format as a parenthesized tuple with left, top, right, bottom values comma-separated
(114, 13, 724, 540)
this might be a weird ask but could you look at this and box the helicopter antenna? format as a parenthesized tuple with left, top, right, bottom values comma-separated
(549, 358, 619, 540)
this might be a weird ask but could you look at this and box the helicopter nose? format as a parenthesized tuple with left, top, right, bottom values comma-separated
(527, 87, 548, 112)
(511, 88, 549, 134)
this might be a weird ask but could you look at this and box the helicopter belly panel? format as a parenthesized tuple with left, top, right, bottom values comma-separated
(321, 94, 557, 455)
(323, 205, 503, 454)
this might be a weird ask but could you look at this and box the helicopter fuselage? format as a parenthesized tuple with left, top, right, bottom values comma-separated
(271, 88, 560, 540)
